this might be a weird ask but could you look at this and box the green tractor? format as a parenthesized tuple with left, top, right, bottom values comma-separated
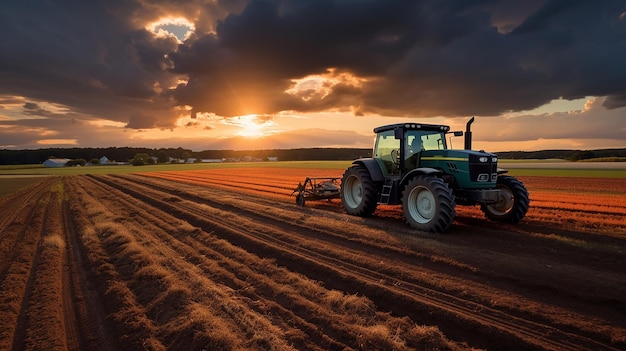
(340, 117, 529, 232)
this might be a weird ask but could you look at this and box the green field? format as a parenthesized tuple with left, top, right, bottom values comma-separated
(0, 161, 353, 176)
(500, 168, 626, 177)
(1, 160, 625, 177)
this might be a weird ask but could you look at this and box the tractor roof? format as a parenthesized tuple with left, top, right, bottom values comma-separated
(373, 123, 450, 134)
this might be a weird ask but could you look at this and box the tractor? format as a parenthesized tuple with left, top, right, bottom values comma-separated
(340, 117, 529, 232)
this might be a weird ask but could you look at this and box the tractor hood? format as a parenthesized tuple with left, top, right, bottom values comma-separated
(421, 149, 497, 162)
(420, 149, 499, 189)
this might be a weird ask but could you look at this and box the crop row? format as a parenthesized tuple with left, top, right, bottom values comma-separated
(64, 174, 467, 350)
(1, 169, 623, 350)
(116, 172, 625, 350)
(0, 178, 68, 350)
(146, 168, 626, 236)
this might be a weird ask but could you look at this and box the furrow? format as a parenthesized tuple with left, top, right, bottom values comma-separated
(106, 172, 623, 351)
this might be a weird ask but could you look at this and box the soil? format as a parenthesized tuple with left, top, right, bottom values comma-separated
(0, 168, 624, 351)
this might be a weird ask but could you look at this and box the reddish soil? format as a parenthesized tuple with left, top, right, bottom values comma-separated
(0, 168, 624, 351)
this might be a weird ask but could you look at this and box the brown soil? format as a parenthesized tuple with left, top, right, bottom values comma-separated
(0, 169, 624, 351)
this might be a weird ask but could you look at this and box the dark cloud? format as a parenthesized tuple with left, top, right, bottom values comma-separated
(168, 0, 626, 118)
(1, 0, 625, 139)
(23, 103, 39, 110)
(125, 112, 159, 129)
(0, 0, 183, 128)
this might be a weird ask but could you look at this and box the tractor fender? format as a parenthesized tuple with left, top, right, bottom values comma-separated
(352, 158, 385, 182)
(400, 168, 443, 187)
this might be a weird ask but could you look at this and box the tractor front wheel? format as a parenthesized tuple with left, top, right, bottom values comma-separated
(341, 165, 378, 217)
(481, 175, 530, 223)
(402, 176, 456, 233)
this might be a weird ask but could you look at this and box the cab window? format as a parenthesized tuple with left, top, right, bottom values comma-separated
(374, 130, 400, 175)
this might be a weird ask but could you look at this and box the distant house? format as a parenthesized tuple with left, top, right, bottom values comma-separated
(100, 156, 109, 164)
(266, 157, 278, 162)
(43, 158, 70, 168)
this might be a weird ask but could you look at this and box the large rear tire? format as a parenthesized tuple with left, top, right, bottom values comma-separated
(481, 175, 529, 223)
(402, 176, 456, 233)
(341, 165, 378, 217)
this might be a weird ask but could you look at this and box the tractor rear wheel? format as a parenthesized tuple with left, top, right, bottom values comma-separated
(341, 165, 378, 217)
(481, 175, 529, 223)
(402, 176, 456, 233)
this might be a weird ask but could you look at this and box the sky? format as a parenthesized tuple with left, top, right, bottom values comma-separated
(1, 0, 625, 152)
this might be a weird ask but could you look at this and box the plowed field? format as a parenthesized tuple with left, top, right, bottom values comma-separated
(1, 168, 624, 351)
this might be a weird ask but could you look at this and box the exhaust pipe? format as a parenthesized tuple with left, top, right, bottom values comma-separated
(464, 116, 475, 150)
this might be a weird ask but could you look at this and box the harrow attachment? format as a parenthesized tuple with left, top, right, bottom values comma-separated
(291, 177, 341, 207)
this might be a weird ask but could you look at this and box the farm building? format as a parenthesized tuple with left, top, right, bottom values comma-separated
(100, 156, 109, 164)
(43, 158, 70, 167)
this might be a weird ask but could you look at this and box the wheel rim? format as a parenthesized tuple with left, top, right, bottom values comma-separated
(487, 185, 514, 215)
(344, 175, 362, 209)
(407, 185, 435, 223)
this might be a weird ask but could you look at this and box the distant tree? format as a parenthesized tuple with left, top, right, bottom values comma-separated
(132, 153, 151, 166)
(181, 151, 191, 162)
(157, 150, 169, 163)
(90, 158, 100, 165)
(570, 150, 596, 161)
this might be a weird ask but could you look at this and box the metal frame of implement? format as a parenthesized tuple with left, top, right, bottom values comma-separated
(291, 177, 341, 207)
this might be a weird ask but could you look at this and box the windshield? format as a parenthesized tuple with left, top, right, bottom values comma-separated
(406, 130, 447, 153)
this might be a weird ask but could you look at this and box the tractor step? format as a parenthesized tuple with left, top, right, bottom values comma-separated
(379, 179, 394, 204)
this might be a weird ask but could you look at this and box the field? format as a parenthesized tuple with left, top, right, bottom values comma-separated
(0, 164, 625, 351)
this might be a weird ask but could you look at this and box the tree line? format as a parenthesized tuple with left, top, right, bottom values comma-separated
(0, 147, 372, 165)
(495, 148, 626, 161)
(1, 147, 624, 165)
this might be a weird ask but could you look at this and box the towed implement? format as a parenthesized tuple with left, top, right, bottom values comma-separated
(292, 177, 341, 207)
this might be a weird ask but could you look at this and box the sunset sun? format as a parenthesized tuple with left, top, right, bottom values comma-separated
(232, 115, 273, 138)
(238, 122, 263, 137)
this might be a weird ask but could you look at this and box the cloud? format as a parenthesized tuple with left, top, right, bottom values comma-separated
(491, 98, 626, 141)
(195, 128, 374, 150)
(446, 97, 626, 150)
(169, 0, 626, 118)
(0, 0, 625, 150)
(125, 112, 159, 129)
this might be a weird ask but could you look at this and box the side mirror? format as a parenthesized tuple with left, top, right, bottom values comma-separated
(452, 131, 463, 137)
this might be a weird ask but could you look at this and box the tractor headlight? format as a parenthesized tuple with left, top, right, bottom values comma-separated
(478, 156, 488, 163)
(492, 157, 498, 162)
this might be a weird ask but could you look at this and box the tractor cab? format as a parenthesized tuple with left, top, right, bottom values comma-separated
(373, 123, 451, 177)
